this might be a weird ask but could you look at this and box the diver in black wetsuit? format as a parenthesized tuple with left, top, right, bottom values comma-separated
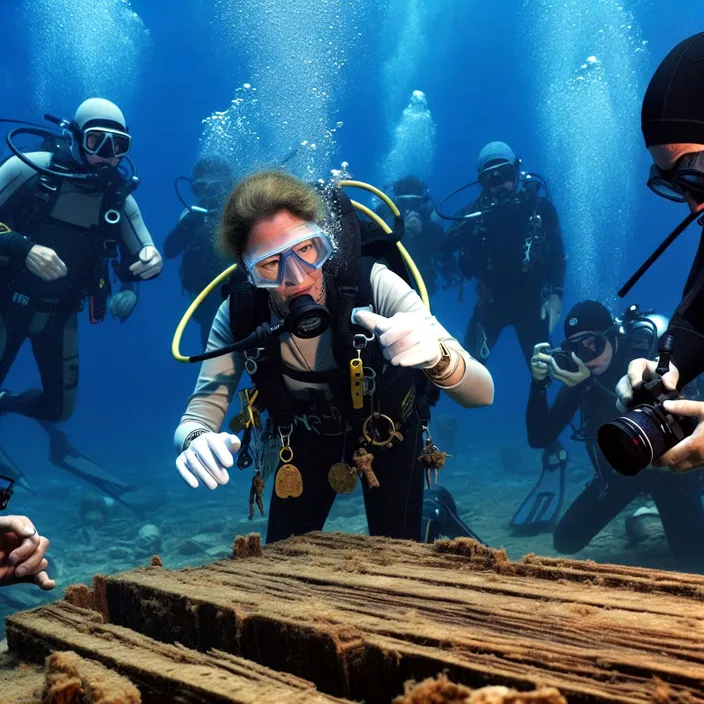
(165, 158, 244, 349)
(527, 300, 704, 565)
(0, 98, 162, 423)
(0, 98, 160, 501)
(441, 142, 566, 365)
(385, 176, 459, 297)
(439, 141, 567, 534)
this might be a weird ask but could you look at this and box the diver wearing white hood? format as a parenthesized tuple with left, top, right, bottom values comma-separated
(0, 97, 162, 424)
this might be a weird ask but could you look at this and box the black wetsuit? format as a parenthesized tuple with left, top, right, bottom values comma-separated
(266, 410, 426, 543)
(443, 189, 566, 364)
(0, 151, 154, 421)
(164, 201, 240, 349)
(664, 223, 704, 387)
(403, 215, 458, 297)
(526, 332, 704, 563)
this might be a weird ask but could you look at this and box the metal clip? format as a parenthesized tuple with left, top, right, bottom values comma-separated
(244, 347, 261, 375)
(353, 332, 375, 351)
(363, 367, 377, 396)
(278, 425, 293, 449)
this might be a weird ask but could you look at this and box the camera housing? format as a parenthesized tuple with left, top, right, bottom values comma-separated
(597, 377, 697, 476)
(546, 347, 579, 373)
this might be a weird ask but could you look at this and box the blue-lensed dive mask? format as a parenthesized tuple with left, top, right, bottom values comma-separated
(241, 223, 333, 289)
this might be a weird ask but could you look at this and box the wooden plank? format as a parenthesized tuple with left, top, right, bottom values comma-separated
(93, 533, 704, 704)
(5, 602, 352, 704)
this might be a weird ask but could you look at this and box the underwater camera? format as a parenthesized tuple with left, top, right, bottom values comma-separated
(597, 335, 697, 476)
(546, 346, 579, 373)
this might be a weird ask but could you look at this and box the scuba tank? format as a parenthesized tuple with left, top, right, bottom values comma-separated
(615, 303, 669, 359)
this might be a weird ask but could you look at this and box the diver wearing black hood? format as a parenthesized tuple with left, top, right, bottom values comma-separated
(528, 300, 704, 565)
(613, 32, 704, 474)
(0, 98, 162, 423)
(165, 157, 245, 349)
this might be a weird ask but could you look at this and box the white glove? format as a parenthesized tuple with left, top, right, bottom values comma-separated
(549, 351, 591, 387)
(108, 290, 138, 322)
(129, 245, 163, 280)
(354, 310, 442, 368)
(615, 358, 679, 413)
(530, 342, 552, 381)
(176, 432, 241, 490)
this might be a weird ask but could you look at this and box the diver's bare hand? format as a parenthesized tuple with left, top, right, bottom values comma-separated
(404, 212, 422, 238)
(530, 342, 552, 381)
(25, 245, 68, 281)
(129, 245, 163, 280)
(0, 515, 55, 590)
(615, 358, 679, 413)
(655, 399, 704, 472)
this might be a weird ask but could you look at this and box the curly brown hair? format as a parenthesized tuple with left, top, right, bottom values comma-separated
(219, 170, 325, 261)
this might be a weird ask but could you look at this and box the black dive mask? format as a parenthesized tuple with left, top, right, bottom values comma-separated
(557, 331, 610, 364)
(477, 160, 518, 191)
(647, 151, 704, 204)
(187, 294, 331, 364)
(0, 474, 15, 511)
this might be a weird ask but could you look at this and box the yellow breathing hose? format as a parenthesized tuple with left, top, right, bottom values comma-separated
(171, 262, 239, 363)
(346, 198, 429, 309)
(171, 179, 430, 362)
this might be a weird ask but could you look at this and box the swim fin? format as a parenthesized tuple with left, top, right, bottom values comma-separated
(421, 485, 486, 545)
(509, 441, 567, 535)
(38, 421, 136, 509)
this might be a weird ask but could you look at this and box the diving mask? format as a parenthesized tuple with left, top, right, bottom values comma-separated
(82, 127, 131, 158)
(647, 151, 704, 204)
(478, 160, 517, 189)
(242, 223, 333, 289)
(395, 194, 424, 216)
(555, 331, 610, 365)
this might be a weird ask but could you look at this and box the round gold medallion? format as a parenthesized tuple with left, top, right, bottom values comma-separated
(328, 462, 358, 494)
(274, 463, 303, 499)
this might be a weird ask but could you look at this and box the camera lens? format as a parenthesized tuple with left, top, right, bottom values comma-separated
(597, 405, 666, 476)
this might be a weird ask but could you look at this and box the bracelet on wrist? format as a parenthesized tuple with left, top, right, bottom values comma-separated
(424, 342, 460, 384)
(182, 428, 210, 452)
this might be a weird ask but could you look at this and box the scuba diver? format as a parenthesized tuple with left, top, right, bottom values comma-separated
(421, 485, 484, 544)
(382, 176, 458, 297)
(527, 300, 704, 566)
(437, 141, 568, 534)
(165, 157, 246, 349)
(0, 98, 161, 496)
(172, 170, 494, 544)
(0, 97, 162, 421)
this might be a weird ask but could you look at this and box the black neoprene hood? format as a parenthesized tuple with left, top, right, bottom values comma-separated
(642, 32, 704, 147)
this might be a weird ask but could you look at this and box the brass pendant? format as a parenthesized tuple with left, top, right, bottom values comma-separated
(353, 447, 379, 488)
(328, 462, 358, 494)
(274, 463, 303, 499)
